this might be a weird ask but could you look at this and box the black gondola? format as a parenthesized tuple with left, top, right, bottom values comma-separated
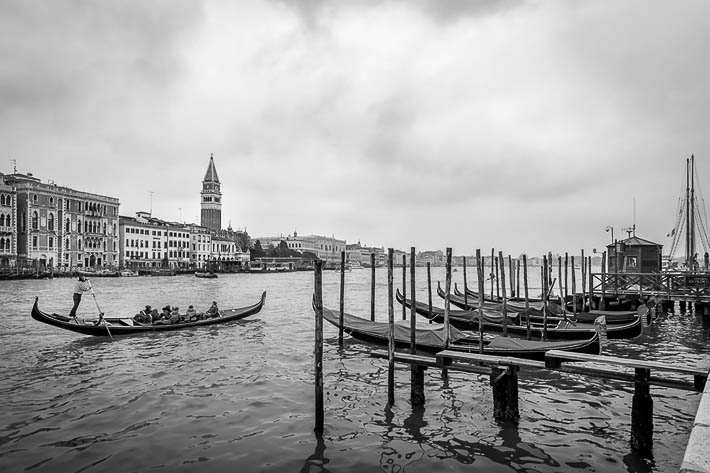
(397, 289, 644, 340)
(318, 305, 601, 360)
(31, 292, 266, 337)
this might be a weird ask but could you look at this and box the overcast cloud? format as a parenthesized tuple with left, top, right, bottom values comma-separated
(2, 0, 709, 256)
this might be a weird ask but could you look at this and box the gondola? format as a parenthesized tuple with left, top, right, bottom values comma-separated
(397, 289, 644, 340)
(318, 305, 601, 360)
(31, 292, 266, 337)
(456, 284, 567, 315)
(460, 284, 641, 324)
(195, 271, 218, 279)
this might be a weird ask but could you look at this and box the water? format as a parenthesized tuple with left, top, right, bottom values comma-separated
(1, 267, 709, 473)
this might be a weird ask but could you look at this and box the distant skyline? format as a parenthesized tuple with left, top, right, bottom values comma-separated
(2, 1, 710, 257)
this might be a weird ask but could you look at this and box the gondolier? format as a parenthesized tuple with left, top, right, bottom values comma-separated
(69, 274, 92, 318)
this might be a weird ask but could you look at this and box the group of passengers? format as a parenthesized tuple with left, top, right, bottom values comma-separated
(133, 301, 220, 325)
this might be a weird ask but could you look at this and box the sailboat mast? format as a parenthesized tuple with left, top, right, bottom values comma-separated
(690, 154, 696, 264)
(686, 157, 691, 264)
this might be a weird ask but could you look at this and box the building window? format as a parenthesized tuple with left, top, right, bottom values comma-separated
(33, 194, 38, 203)
(48, 213, 54, 231)
(4, 215, 9, 227)
(66, 238, 70, 250)
(49, 237, 54, 249)
(32, 236, 37, 248)
(49, 197, 54, 206)
(32, 211, 38, 230)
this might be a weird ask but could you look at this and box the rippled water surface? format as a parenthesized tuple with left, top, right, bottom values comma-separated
(1, 268, 709, 473)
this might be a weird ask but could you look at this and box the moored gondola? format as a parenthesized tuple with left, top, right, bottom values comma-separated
(397, 289, 644, 340)
(318, 305, 602, 360)
(31, 292, 266, 337)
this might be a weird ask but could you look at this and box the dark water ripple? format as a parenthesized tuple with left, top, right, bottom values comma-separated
(0, 269, 708, 472)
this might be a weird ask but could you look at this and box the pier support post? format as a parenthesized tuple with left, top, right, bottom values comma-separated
(313, 260, 324, 435)
(491, 366, 520, 422)
(680, 300, 687, 313)
(630, 367, 653, 455)
(411, 365, 426, 406)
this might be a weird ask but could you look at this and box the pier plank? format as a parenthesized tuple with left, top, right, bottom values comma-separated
(436, 350, 546, 369)
(545, 350, 708, 377)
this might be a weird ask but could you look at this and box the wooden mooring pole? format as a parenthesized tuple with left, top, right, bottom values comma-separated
(314, 260, 324, 434)
(402, 255, 407, 320)
(444, 248, 452, 376)
(499, 251, 508, 337)
(600, 252, 607, 311)
(508, 255, 514, 299)
(490, 248, 495, 301)
(571, 256, 577, 317)
(387, 248, 395, 406)
(463, 256, 468, 308)
(581, 249, 586, 310)
(491, 365, 520, 423)
(339, 251, 345, 346)
(495, 255, 500, 300)
(410, 247, 425, 405)
(588, 256, 594, 311)
(370, 253, 376, 322)
(630, 367, 653, 454)
(476, 250, 485, 352)
(523, 254, 531, 340)
(427, 262, 433, 324)
(564, 252, 569, 309)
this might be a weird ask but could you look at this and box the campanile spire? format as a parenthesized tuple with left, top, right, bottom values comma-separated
(200, 153, 222, 232)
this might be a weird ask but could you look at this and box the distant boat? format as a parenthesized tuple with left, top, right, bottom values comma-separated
(120, 269, 138, 277)
(78, 269, 119, 278)
(195, 271, 218, 279)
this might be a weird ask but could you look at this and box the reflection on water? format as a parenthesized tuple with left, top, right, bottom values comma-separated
(0, 269, 708, 472)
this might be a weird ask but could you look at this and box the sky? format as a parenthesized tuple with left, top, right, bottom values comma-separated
(2, 0, 710, 257)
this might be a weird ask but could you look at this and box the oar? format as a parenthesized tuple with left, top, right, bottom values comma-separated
(89, 284, 113, 341)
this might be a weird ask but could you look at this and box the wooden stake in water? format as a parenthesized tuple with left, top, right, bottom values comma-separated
(339, 251, 345, 346)
(542, 255, 548, 341)
(371, 253, 376, 322)
(508, 255, 514, 299)
(444, 248, 452, 349)
(313, 260, 324, 434)
(600, 252, 607, 311)
(564, 252, 569, 310)
(495, 255, 500, 300)
(571, 255, 577, 318)
(523, 254, 531, 340)
(490, 248, 495, 300)
(558, 256, 563, 306)
(499, 251, 508, 337)
(427, 262, 433, 324)
(581, 249, 586, 311)
(410, 247, 425, 405)
(516, 258, 521, 303)
(589, 256, 594, 311)
(402, 254, 407, 321)
(410, 247, 417, 353)
(463, 256, 468, 308)
(387, 248, 395, 406)
(476, 250, 485, 353)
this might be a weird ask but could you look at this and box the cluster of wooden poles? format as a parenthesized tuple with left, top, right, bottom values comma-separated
(312, 246, 605, 434)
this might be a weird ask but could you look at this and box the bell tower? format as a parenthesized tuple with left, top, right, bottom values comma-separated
(200, 153, 222, 232)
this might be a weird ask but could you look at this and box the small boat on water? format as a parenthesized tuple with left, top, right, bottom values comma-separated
(78, 269, 120, 278)
(120, 269, 139, 277)
(318, 305, 602, 360)
(397, 290, 644, 340)
(195, 271, 218, 279)
(31, 292, 267, 337)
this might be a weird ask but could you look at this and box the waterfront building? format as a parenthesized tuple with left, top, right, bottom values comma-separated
(607, 235, 663, 273)
(211, 231, 250, 271)
(420, 250, 445, 267)
(119, 212, 192, 270)
(0, 178, 17, 270)
(346, 242, 386, 267)
(186, 224, 212, 270)
(2, 172, 119, 270)
(253, 232, 346, 266)
(200, 154, 222, 233)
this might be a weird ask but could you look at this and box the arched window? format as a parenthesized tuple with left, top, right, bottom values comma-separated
(0, 195, 4, 206)
(0, 238, 4, 250)
(66, 238, 70, 250)
(66, 219, 70, 233)
(77, 219, 82, 234)
(4, 215, 8, 227)
(0, 213, 3, 227)
(84, 221, 88, 233)
(48, 213, 54, 231)
(32, 211, 38, 230)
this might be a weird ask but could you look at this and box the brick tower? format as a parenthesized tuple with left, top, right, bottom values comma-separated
(200, 153, 222, 232)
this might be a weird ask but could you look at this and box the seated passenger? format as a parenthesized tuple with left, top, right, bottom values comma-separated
(206, 301, 220, 318)
(154, 305, 172, 325)
(169, 306, 181, 324)
(186, 305, 197, 321)
(133, 305, 152, 324)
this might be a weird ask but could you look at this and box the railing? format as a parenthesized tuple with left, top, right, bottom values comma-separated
(591, 272, 710, 299)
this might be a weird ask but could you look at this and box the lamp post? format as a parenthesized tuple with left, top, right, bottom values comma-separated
(605, 226, 614, 244)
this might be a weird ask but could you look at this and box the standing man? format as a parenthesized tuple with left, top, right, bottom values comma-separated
(69, 274, 92, 318)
